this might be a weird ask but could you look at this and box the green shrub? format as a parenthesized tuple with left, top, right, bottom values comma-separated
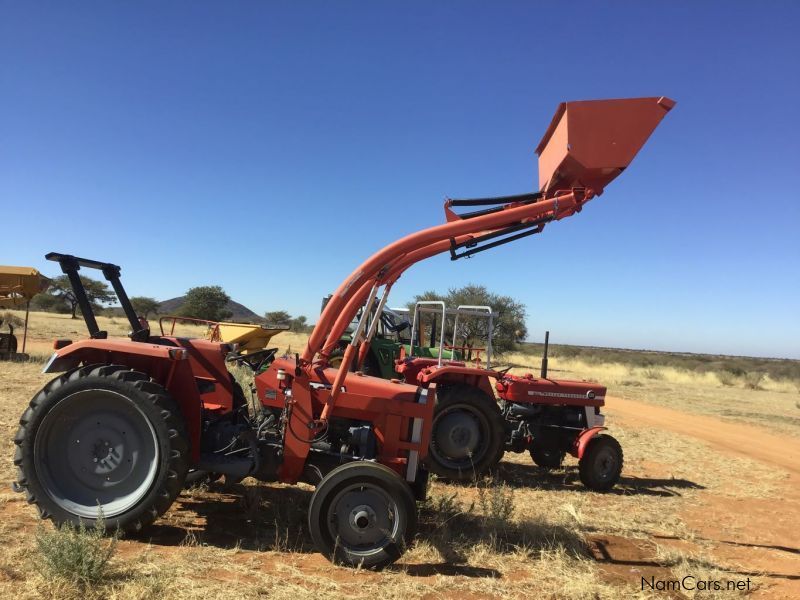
(35, 519, 117, 585)
(476, 478, 515, 526)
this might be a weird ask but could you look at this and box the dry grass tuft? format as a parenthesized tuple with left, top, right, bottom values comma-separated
(420, 477, 588, 564)
(0, 309, 794, 597)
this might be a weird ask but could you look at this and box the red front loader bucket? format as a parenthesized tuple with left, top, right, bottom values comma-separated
(536, 96, 675, 195)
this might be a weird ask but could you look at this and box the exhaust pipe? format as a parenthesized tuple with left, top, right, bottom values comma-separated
(540, 330, 549, 379)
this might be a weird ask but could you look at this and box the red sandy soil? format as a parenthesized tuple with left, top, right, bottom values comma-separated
(3, 391, 798, 598)
(608, 396, 799, 476)
(606, 396, 800, 599)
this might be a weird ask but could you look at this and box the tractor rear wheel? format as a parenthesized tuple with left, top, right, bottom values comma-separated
(578, 434, 623, 492)
(308, 461, 416, 569)
(14, 364, 189, 532)
(328, 346, 381, 376)
(425, 385, 505, 481)
(328, 347, 345, 369)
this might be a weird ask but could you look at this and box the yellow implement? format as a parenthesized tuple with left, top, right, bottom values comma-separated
(159, 316, 288, 354)
(209, 322, 289, 354)
(0, 266, 48, 308)
(0, 266, 49, 355)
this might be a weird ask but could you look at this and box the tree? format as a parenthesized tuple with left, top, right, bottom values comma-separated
(48, 275, 117, 319)
(179, 286, 232, 321)
(264, 310, 292, 326)
(130, 296, 160, 319)
(290, 315, 308, 333)
(409, 284, 527, 354)
(30, 292, 70, 314)
(265, 310, 311, 333)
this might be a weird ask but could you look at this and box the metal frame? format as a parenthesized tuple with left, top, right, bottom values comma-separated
(45, 253, 148, 342)
(408, 301, 448, 366)
(451, 305, 496, 369)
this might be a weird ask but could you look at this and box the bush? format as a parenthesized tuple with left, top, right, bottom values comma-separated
(641, 367, 663, 380)
(744, 372, 765, 391)
(30, 293, 70, 314)
(716, 371, 736, 387)
(421, 479, 586, 560)
(35, 519, 117, 585)
(1, 311, 24, 328)
(476, 478, 515, 526)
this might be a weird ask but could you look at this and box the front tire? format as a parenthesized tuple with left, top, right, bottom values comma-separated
(14, 364, 189, 532)
(578, 434, 623, 492)
(308, 461, 416, 569)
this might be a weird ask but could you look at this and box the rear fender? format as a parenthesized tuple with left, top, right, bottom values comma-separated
(416, 365, 496, 398)
(571, 426, 607, 459)
(42, 339, 204, 462)
(43, 338, 185, 373)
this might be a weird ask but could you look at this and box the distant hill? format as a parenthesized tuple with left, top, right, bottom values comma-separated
(157, 296, 263, 322)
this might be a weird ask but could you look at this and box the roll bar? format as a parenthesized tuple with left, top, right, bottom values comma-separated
(45, 252, 148, 342)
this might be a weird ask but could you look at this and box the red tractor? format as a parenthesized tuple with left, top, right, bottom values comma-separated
(394, 302, 619, 490)
(13, 97, 673, 569)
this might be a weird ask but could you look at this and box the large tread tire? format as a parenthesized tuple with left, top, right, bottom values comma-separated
(361, 352, 382, 378)
(308, 461, 416, 570)
(578, 434, 623, 492)
(328, 346, 382, 377)
(425, 385, 505, 481)
(13, 364, 189, 533)
(328, 346, 348, 370)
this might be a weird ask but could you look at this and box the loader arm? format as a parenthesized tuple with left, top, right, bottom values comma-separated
(314, 96, 675, 365)
(302, 96, 674, 424)
(309, 190, 586, 363)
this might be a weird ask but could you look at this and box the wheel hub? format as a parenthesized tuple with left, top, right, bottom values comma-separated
(69, 419, 134, 486)
(349, 504, 376, 531)
(330, 485, 395, 549)
(434, 410, 480, 459)
(595, 448, 617, 480)
(35, 389, 159, 518)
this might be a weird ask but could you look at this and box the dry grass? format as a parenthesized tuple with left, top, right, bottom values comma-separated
(0, 312, 795, 597)
(501, 350, 800, 437)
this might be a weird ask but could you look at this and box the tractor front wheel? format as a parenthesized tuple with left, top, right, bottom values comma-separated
(578, 434, 623, 492)
(14, 364, 189, 532)
(425, 385, 505, 481)
(308, 461, 416, 569)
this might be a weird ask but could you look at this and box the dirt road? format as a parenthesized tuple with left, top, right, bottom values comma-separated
(606, 394, 800, 599)
(606, 395, 800, 475)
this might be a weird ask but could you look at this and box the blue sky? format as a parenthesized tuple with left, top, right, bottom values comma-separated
(1, 2, 798, 358)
